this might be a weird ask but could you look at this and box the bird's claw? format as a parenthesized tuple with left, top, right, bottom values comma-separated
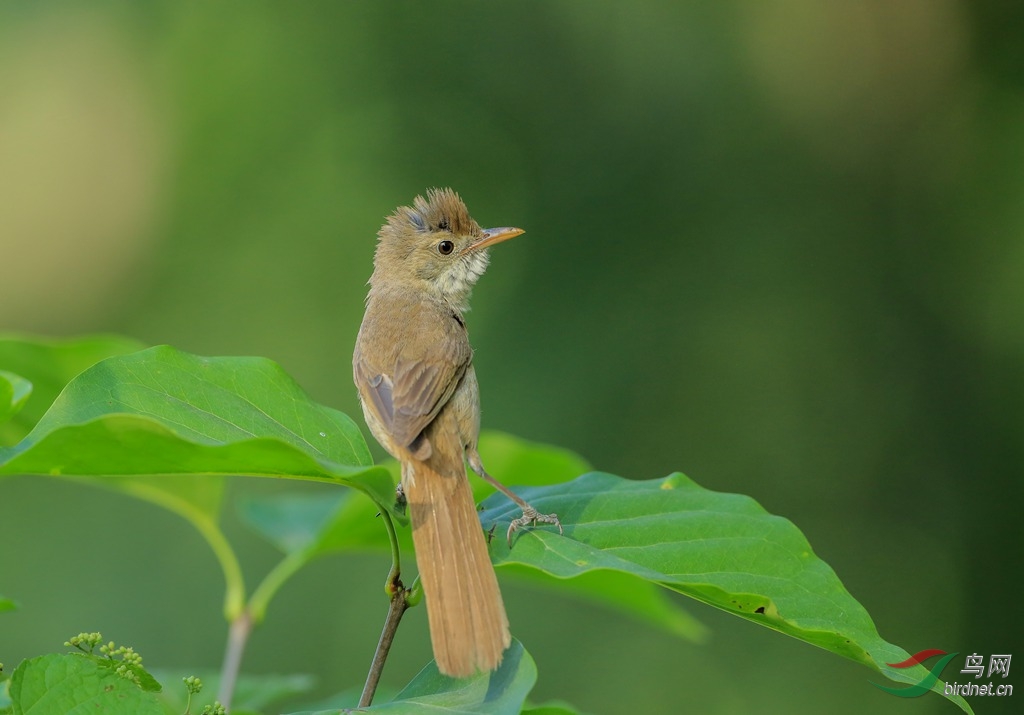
(393, 482, 407, 515)
(506, 506, 562, 548)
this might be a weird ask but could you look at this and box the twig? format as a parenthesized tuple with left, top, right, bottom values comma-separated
(359, 582, 411, 707)
(359, 510, 411, 707)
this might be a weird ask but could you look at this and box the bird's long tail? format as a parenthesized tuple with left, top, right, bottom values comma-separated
(403, 409, 510, 677)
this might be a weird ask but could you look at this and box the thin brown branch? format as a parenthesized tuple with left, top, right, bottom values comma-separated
(358, 580, 412, 707)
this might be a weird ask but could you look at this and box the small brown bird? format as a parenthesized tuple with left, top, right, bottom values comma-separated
(353, 188, 561, 677)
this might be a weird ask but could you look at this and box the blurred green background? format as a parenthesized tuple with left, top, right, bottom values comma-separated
(1, 2, 1021, 713)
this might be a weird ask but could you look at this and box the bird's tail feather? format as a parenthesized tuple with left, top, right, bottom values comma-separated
(403, 411, 510, 677)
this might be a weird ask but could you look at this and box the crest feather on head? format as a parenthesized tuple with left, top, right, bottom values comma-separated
(383, 187, 480, 240)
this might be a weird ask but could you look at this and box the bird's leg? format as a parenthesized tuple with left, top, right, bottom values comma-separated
(467, 449, 562, 547)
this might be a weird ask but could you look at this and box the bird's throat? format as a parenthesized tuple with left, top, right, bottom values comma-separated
(433, 250, 490, 313)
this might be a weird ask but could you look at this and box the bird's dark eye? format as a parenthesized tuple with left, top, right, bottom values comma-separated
(437, 240, 455, 255)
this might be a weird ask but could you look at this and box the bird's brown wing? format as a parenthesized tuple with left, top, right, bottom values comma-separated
(354, 332, 471, 458)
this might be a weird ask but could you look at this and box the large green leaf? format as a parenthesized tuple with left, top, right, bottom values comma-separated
(289, 639, 535, 715)
(0, 345, 393, 618)
(8, 654, 163, 715)
(481, 472, 972, 714)
(0, 335, 145, 443)
(0, 345, 392, 505)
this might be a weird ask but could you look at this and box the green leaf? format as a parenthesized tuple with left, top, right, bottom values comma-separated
(0, 345, 393, 506)
(481, 472, 973, 714)
(0, 345, 394, 618)
(289, 639, 535, 715)
(0, 597, 17, 613)
(0, 372, 32, 426)
(8, 654, 163, 715)
(0, 334, 144, 442)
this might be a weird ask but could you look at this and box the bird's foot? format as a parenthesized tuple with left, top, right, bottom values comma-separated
(394, 482, 407, 515)
(507, 506, 562, 547)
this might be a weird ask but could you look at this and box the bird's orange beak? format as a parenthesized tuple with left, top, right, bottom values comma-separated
(465, 227, 524, 253)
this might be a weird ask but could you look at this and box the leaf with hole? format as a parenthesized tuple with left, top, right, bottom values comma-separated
(481, 472, 972, 713)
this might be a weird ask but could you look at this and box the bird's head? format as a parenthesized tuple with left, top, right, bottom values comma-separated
(370, 188, 523, 311)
